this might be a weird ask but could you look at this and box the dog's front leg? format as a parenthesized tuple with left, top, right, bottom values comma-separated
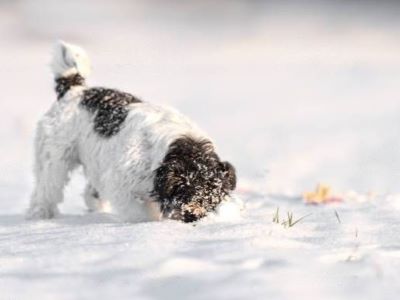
(27, 120, 78, 219)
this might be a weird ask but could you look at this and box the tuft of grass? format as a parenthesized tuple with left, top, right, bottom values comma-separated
(282, 212, 311, 228)
(334, 210, 341, 224)
(345, 227, 361, 262)
(272, 207, 310, 228)
(346, 241, 360, 262)
(272, 207, 280, 224)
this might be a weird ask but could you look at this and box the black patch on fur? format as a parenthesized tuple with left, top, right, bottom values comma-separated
(80, 88, 142, 137)
(153, 136, 237, 223)
(55, 73, 85, 99)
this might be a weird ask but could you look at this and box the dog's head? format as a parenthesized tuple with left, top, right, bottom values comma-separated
(153, 137, 236, 222)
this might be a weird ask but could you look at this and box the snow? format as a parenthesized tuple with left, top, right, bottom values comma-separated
(212, 195, 244, 222)
(2, 193, 400, 300)
(1, 1, 400, 299)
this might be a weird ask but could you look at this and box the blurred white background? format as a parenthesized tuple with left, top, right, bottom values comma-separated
(1, 0, 400, 203)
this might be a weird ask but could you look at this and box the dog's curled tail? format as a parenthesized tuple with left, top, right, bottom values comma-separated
(51, 40, 91, 79)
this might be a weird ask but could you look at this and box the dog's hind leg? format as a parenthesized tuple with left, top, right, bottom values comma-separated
(83, 183, 109, 212)
(27, 117, 79, 219)
(84, 183, 100, 212)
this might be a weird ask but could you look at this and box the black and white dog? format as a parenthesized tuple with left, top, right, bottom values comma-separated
(27, 41, 237, 223)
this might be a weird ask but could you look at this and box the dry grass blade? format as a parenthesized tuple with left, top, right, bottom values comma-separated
(288, 213, 312, 227)
(334, 210, 341, 224)
(272, 208, 310, 228)
(272, 207, 280, 224)
(281, 212, 311, 228)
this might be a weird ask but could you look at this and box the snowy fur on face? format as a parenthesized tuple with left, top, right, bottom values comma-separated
(27, 41, 237, 223)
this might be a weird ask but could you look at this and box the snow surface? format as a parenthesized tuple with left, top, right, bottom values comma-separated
(1, 1, 400, 299)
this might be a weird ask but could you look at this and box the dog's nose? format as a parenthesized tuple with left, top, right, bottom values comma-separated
(182, 211, 200, 223)
(164, 209, 201, 223)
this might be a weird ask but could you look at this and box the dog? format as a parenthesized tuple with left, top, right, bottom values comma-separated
(27, 41, 237, 223)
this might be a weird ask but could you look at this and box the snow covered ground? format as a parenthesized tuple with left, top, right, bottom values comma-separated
(1, 1, 400, 299)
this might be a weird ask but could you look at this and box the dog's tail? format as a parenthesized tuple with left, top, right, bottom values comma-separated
(51, 40, 91, 80)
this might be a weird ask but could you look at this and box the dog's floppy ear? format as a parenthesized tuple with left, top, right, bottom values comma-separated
(220, 161, 237, 191)
(154, 159, 184, 200)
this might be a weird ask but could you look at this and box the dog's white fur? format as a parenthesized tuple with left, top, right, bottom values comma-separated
(27, 41, 210, 222)
(51, 41, 91, 78)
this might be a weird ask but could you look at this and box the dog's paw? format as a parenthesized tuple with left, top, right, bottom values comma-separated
(26, 204, 59, 220)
